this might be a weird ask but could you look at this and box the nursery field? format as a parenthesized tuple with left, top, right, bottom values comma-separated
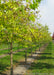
(0, 44, 39, 73)
(0, 0, 53, 75)
(26, 42, 54, 75)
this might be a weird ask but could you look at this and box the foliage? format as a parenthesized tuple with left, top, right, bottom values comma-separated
(0, 0, 52, 74)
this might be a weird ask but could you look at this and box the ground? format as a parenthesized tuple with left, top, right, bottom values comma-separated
(0, 41, 54, 75)
(26, 42, 54, 75)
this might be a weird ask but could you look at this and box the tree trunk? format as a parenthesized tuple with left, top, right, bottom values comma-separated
(25, 48, 27, 64)
(10, 42, 13, 75)
(17, 43, 19, 51)
(39, 43, 40, 51)
(35, 47, 36, 54)
(31, 48, 32, 57)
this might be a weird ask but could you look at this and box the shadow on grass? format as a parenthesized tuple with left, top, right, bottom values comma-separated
(36, 56, 54, 60)
(13, 51, 25, 56)
(28, 52, 52, 60)
(13, 60, 30, 66)
(0, 63, 10, 73)
(29, 62, 54, 70)
(28, 56, 37, 59)
(34, 53, 51, 55)
(13, 60, 19, 64)
(28, 53, 54, 60)
(0, 72, 7, 75)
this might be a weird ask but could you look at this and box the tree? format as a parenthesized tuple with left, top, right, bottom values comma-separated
(0, 0, 52, 74)
(52, 32, 54, 40)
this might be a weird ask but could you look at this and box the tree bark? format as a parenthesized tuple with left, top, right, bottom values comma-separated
(25, 48, 27, 64)
(10, 42, 13, 75)
(31, 48, 32, 57)
(39, 43, 40, 51)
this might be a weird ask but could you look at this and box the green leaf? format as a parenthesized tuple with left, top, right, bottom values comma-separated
(29, 14, 35, 22)
(26, 0, 30, 2)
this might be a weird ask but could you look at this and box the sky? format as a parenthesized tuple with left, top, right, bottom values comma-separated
(39, 0, 54, 36)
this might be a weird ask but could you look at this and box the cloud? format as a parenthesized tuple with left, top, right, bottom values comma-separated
(38, 0, 54, 35)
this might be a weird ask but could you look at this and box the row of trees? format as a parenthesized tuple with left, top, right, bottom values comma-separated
(0, 0, 52, 75)
(52, 32, 54, 40)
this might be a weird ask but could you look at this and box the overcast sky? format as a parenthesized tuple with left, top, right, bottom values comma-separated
(39, 0, 54, 36)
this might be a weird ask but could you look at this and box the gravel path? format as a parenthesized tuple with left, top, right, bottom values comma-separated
(12, 45, 47, 75)
(4, 44, 48, 75)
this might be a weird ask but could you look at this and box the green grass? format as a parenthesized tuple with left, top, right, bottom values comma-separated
(0, 42, 44, 55)
(0, 42, 45, 73)
(27, 42, 54, 75)
(0, 45, 39, 73)
(0, 44, 25, 55)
